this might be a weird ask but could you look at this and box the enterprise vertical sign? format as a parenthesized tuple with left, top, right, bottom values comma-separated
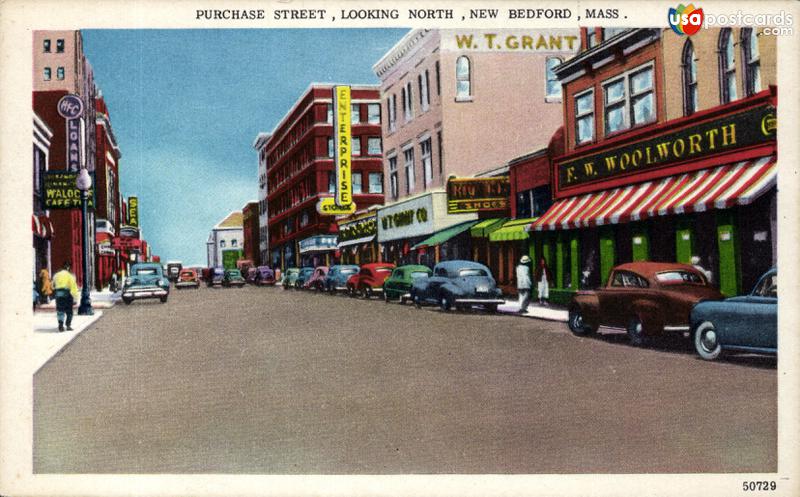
(317, 85, 356, 215)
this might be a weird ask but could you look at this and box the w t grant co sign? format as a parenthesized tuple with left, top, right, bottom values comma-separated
(557, 103, 776, 194)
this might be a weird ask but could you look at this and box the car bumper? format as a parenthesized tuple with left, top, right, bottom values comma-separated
(123, 287, 168, 299)
(175, 281, 199, 287)
(454, 298, 505, 304)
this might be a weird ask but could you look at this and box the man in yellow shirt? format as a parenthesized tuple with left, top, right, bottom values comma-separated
(52, 261, 79, 332)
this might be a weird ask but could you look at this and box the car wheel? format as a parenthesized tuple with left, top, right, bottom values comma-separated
(123, 297, 132, 305)
(160, 296, 168, 303)
(568, 306, 595, 335)
(383, 291, 390, 303)
(627, 315, 647, 346)
(694, 321, 723, 361)
(362, 287, 372, 299)
(412, 291, 422, 309)
(439, 293, 453, 312)
(485, 303, 498, 313)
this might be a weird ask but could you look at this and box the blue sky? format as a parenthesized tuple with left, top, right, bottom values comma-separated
(82, 29, 406, 265)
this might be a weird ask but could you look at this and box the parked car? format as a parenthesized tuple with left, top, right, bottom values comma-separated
(567, 261, 724, 346)
(690, 268, 777, 361)
(346, 263, 396, 298)
(222, 268, 246, 287)
(254, 266, 276, 286)
(305, 266, 329, 291)
(207, 267, 224, 287)
(165, 261, 183, 283)
(175, 268, 200, 289)
(245, 267, 258, 284)
(122, 262, 170, 304)
(323, 265, 360, 294)
(383, 265, 433, 303)
(237, 259, 254, 276)
(410, 260, 504, 312)
(295, 266, 315, 289)
(282, 267, 300, 289)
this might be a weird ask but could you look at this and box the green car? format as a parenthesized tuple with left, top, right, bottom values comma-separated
(382, 265, 433, 303)
(282, 267, 300, 290)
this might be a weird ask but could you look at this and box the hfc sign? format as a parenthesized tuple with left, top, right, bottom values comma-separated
(57, 94, 84, 172)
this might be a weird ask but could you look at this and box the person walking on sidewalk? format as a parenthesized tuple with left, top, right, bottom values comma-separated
(52, 261, 79, 332)
(38, 268, 53, 305)
(516, 255, 532, 314)
(535, 257, 551, 306)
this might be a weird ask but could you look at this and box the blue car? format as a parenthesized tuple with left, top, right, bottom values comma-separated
(410, 260, 504, 312)
(294, 266, 315, 289)
(323, 264, 360, 294)
(691, 268, 777, 361)
(122, 262, 170, 304)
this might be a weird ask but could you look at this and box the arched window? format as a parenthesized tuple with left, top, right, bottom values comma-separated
(545, 56, 563, 100)
(456, 56, 471, 99)
(682, 40, 698, 115)
(718, 29, 737, 103)
(741, 28, 761, 96)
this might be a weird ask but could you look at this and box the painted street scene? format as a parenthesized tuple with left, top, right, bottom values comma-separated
(31, 27, 778, 473)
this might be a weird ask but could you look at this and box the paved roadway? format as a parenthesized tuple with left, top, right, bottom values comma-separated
(33, 283, 777, 474)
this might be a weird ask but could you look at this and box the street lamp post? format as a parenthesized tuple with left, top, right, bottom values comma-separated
(76, 168, 93, 315)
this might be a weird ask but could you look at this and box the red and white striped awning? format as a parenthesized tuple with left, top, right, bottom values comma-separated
(32, 214, 54, 239)
(532, 156, 776, 231)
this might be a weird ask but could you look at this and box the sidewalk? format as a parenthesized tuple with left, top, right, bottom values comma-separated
(497, 299, 569, 322)
(32, 310, 103, 373)
(36, 289, 121, 311)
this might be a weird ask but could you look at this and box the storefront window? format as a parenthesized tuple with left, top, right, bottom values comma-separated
(575, 89, 594, 145)
(579, 229, 600, 289)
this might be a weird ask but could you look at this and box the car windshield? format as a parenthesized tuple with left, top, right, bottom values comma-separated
(458, 268, 487, 278)
(410, 271, 429, 279)
(226, 271, 241, 277)
(134, 268, 158, 276)
(375, 268, 393, 274)
(340, 269, 357, 275)
(753, 273, 777, 298)
(180, 271, 194, 277)
(655, 271, 704, 284)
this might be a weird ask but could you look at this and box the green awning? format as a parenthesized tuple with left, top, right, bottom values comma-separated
(412, 220, 480, 250)
(469, 218, 508, 238)
(488, 217, 537, 242)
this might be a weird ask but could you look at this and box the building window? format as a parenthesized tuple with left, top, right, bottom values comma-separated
(327, 137, 334, 158)
(437, 130, 443, 175)
(387, 94, 396, 132)
(742, 28, 761, 97)
(351, 136, 361, 156)
(435, 61, 441, 96)
(369, 172, 383, 193)
(43, 39, 51, 52)
(232, 239, 238, 248)
(43, 67, 51, 81)
(326, 104, 333, 124)
(419, 70, 430, 111)
(367, 137, 382, 155)
(603, 63, 655, 136)
(56, 39, 64, 53)
(456, 56, 471, 99)
(328, 171, 335, 193)
(545, 57, 563, 100)
(351, 103, 360, 124)
(420, 137, 432, 188)
(300, 211, 309, 228)
(602, 28, 628, 40)
(403, 147, 415, 194)
(403, 82, 414, 121)
(388, 155, 398, 199)
(586, 29, 598, 49)
(575, 89, 594, 145)
(719, 29, 737, 104)
(367, 103, 380, 124)
(682, 40, 698, 116)
(56, 66, 65, 80)
(352, 172, 362, 194)
(220, 240, 226, 248)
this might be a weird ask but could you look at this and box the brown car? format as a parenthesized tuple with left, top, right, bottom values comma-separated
(567, 261, 723, 345)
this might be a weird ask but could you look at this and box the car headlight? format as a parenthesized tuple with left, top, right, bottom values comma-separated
(124, 277, 132, 286)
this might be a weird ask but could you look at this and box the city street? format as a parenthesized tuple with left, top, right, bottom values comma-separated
(33, 284, 776, 474)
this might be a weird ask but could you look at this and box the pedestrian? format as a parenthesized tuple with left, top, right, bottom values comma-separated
(33, 281, 39, 311)
(691, 255, 713, 283)
(516, 255, 532, 314)
(52, 261, 79, 332)
(535, 256, 551, 306)
(110, 271, 119, 293)
(38, 268, 53, 304)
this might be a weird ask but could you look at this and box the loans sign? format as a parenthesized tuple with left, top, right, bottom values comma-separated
(447, 176, 510, 213)
(317, 85, 357, 216)
(42, 171, 95, 209)
(57, 94, 84, 172)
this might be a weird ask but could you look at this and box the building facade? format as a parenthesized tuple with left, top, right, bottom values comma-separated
(242, 201, 260, 266)
(253, 132, 272, 267)
(206, 211, 244, 269)
(263, 84, 384, 270)
(33, 113, 55, 279)
(528, 28, 777, 302)
(94, 94, 123, 289)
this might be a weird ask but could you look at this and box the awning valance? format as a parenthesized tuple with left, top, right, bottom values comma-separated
(337, 235, 376, 249)
(470, 218, 507, 238)
(532, 156, 776, 231)
(412, 220, 480, 250)
(32, 214, 54, 239)
(489, 217, 538, 242)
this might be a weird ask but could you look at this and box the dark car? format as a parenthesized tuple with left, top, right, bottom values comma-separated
(222, 268, 246, 287)
(383, 265, 432, 303)
(346, 263, 396, 298)
(410, 260, 504, 312)
(567, 261, 724, 345)
(294, 267, 316, 289)
(122, 262, 170, 304)
(175, 268, 200, 289)
(304, 266, 329, 291)
(207, 267, 224, 287)
(254, 266, 276, 286)
(691, 268, 777, 361)
(245, 267, 258, 284)
(282, 267, 300, 289)
(323, 265, 360, 294)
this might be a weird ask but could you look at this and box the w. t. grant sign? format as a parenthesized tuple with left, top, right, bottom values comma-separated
(557, 104, 776, 193)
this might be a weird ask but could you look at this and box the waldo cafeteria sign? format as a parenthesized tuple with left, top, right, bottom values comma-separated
(42, 171, 96, 209)
(557, 104, 776, 193)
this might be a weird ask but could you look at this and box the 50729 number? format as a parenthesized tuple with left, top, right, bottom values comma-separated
(743, 481, 776, 491)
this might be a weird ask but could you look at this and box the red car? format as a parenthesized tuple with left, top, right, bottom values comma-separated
(346, 263, 396, 299)
(175, 268, 200, 289)
(567, 261, 723, 346)
(304, 266, 329, 291)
